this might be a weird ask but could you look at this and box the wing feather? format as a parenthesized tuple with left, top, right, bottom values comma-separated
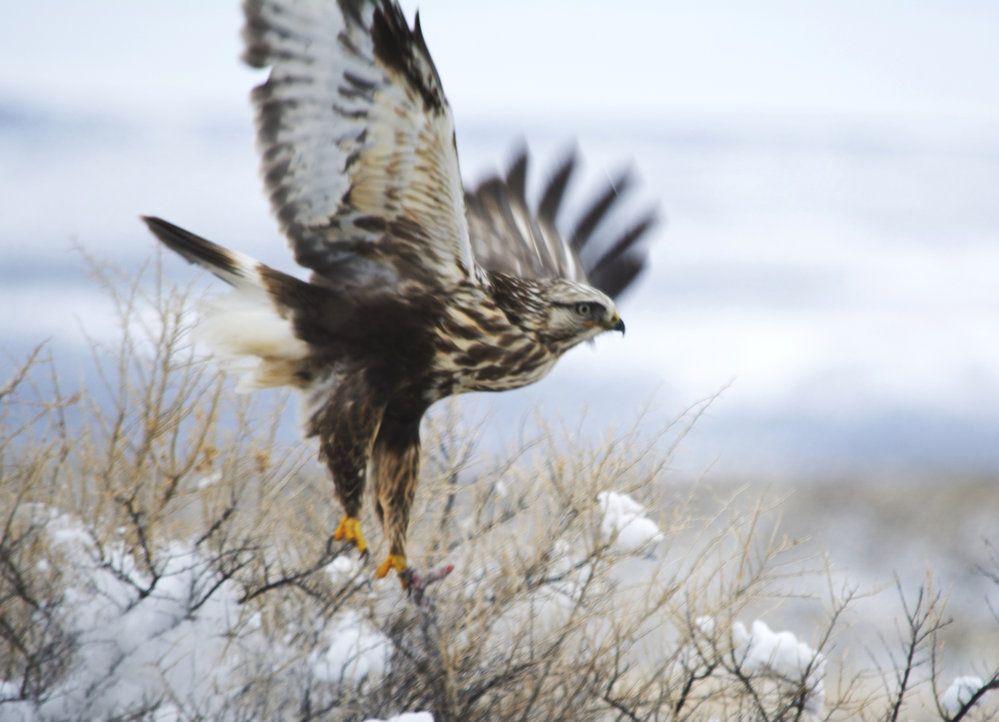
(570, 171, 632, 254)
(537, 154, 576, 224)
(465, 149, 658, 299)
(242, 0, 475, 289)
(587, 212, 658, 298)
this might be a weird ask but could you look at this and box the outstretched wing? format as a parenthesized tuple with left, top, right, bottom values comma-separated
(464, 149, 658, 299)
(243, 0, 475, 289)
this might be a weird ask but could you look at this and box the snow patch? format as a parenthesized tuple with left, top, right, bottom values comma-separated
(732, 619, 826, 714)
(940, 675, 985, 715)
(0, 680, 22, 700)
(695, 615, 716, 635)
(4, 507, 395, 720)
(326, 554, 363, 584)
(363, 713, 434, 722)
(32, 512, 262, 720)
(310, 610, 391, 684)
(597, 491, 664, 553)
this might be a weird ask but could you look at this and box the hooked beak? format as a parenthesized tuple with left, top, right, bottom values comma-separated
(609, 315, 626, 335)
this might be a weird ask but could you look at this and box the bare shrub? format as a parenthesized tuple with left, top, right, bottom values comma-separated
(1, 263, 996, 721)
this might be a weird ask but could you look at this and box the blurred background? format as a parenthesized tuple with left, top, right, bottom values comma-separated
(2, 0, 999, 482)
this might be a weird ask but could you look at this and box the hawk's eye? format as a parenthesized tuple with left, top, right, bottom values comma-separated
(575, 303, 592, 317)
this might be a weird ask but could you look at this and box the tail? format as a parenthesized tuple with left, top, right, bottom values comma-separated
(141, 215, 310, 389)
(142, 215, 266, 289)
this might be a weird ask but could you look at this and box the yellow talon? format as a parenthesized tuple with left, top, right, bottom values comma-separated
(375, 554, 407, 580)
(333, 516, 367, 554)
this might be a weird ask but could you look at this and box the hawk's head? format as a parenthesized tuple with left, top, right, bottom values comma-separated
(539, 279, 625, 350)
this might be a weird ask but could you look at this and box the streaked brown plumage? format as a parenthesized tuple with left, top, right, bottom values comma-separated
(143, 0, 657, 586)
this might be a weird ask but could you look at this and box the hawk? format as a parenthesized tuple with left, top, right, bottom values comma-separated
(143, 0, 657, 586)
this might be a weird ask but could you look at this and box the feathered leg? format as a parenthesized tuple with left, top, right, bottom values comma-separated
(312, 375, 384, 556)
(370, 414, 421, 581)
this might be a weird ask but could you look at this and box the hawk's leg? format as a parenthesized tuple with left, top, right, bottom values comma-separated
(315, 377, 384, 557)
(371, 412, 421, 583)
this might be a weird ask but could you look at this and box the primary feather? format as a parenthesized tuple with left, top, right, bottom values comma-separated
(465, 148, 658, 298)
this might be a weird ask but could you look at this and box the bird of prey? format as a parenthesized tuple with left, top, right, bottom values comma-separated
(143, 0, 657, 587)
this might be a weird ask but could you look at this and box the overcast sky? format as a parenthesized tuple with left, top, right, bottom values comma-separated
(3, 1, 999, 128)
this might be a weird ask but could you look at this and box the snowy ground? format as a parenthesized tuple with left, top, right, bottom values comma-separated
(1, 480, 993, 720)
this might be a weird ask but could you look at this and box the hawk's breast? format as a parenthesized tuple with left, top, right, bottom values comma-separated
(430, 289, 556, 395)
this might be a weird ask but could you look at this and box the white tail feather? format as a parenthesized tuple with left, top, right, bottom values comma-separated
(195, 289, 309, 391)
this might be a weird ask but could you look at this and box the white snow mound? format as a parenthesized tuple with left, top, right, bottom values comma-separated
(733, 619, 826, 714)
(2, 507, 394, 720)
(940, 675, 985, 715)
(597, 491, 664, 553)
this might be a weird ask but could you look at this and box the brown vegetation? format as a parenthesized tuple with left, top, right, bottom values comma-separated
(1, 262, 996, 721)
